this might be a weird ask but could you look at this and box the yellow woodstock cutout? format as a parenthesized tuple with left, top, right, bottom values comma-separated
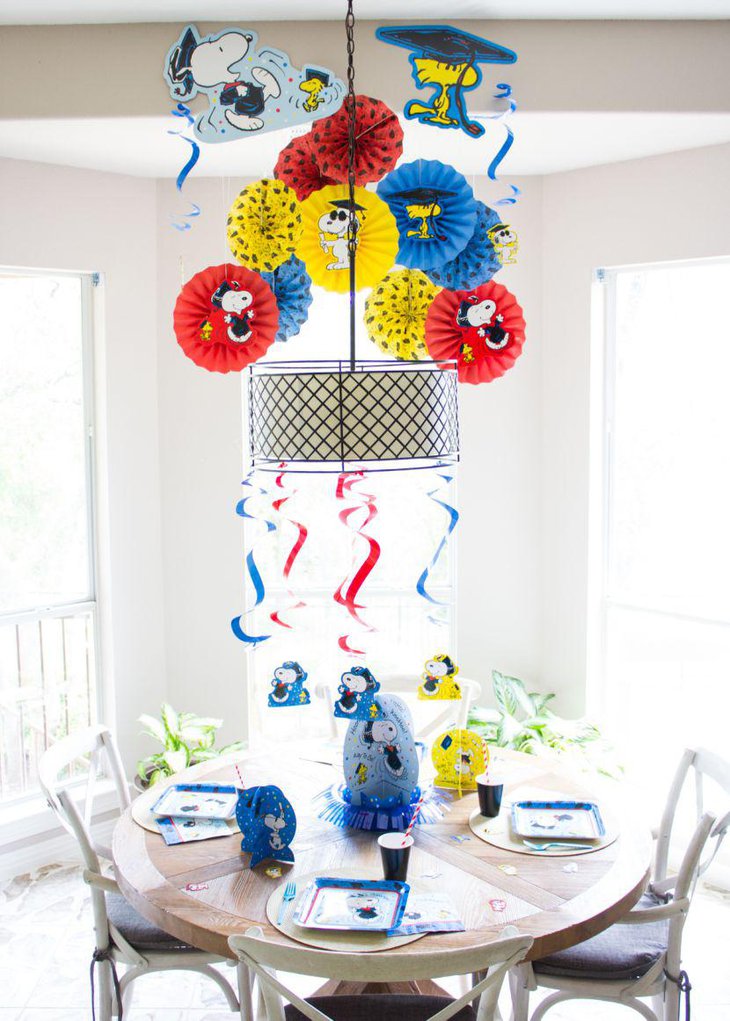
(431, 728, 486, 791)
(418, 653, 461, 700)
(297, 184, 398, 293)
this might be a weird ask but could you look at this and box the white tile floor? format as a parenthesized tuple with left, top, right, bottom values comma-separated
(0, 862, 728, 1020)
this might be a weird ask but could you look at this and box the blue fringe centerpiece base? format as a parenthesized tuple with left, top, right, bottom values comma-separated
(315, 783, 449, 832)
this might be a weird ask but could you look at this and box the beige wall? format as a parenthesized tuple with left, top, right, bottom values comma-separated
(1, 20, 729, 120)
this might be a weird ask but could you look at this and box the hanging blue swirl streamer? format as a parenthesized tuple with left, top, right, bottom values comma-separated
(480, 84, 521, 207)
(230, 474, 277, 646)
(168, 102, 201, 231)
(416, 473, 460, 607)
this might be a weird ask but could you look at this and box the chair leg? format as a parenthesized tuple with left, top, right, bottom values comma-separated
(663, 981, 679, 1021)
(508, 965, 531, 1021)
(94, 959, 114, 1021)
(191, 963, 240, 1012)
(237, 961, 255, 1021)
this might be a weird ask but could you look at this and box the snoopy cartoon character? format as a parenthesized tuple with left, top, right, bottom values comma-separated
(418, 654, 461, 700)
(210, 280, 255, 343)
(487, 222, 519, 266)
(334, 666, 381, 719)
(263, 802, 287, 851)
(363, 720, 405, 778)
(268, 661, 310, 707)
(347, 892, 381, 922)
(456, 296, 509, 351)
(318, 200, 364, 271)
(167, 26, 281, 133)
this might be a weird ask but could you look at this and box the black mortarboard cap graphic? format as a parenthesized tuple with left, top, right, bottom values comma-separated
(376, 25, 516, 66)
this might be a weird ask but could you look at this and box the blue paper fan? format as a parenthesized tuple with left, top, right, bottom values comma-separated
(425, 202, 503, 290)
(261, 255, 313, 342)
(377, 160, 477, 271)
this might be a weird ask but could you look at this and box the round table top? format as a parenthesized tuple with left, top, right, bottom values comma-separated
(112, 747, 652, 963)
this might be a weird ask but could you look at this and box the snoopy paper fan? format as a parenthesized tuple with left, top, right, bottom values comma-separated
(432, 728, 486, 791)
(418, 654, 461, 701)
(377, 160, 477, 271)
(173, 264, 278, 373)
(274, 133, 337, 201)
(364, 269, 440, 360)
(164, 25, 345, 142)
(261, 256, 313, 343)
(426, 202, 504, 291)
(227, 179, 303, 274)
(425, 280, 526, 384)
(310, 95, 403, 186)
(298, 185, 398, 293)
(236, 784, 296, 867)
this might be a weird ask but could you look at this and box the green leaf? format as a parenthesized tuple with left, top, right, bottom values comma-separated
(218, 740, 247, 754)
(138, 714, 166, 745)
(161, 748, 188, 774)
(148, 769, 168, 786)
(160, 703, 180, 742)
(190, 749, 219, 763)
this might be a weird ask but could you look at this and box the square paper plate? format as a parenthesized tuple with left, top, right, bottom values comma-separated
(150, 783, 239, 820)
(292, 877, 410, 933)
(510, 800, 605, 839)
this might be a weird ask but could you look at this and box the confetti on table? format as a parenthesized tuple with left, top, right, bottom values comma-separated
(265, 865, 283, 879)
(489, 898, 507, 913)
(562, 862, 579, 874)
(498, 864, 518, 875)
(420, 871, 443, 879)
(185, 882, 209, 892)
(451, 834, 471, 843)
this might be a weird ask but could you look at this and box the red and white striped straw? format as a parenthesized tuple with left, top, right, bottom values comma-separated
(234, 763, 245, 790)
(402, 791, 426, 845)
(482, 739, 490, 780)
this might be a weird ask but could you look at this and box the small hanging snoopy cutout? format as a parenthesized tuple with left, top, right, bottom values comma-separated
(268, 661, 311, 708)
(418, 653, 461, 701)
(333, 666, 383, 721)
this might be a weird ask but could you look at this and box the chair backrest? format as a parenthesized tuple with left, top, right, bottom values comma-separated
(654, 746, 730, 885)
(229, 926, 533, 1021)
(38, 723, 131, 872)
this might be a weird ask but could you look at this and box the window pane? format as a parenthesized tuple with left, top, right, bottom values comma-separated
(609, 261, 730, 621)
(0, 274, 91, 613)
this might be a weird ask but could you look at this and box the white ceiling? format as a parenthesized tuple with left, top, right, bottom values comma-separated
(1, 112, 729, 178)
(0, 1, 729, 22)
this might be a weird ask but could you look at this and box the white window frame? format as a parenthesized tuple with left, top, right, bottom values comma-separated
(0, 266, 103, 809)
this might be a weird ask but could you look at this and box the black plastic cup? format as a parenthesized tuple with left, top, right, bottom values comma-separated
(477, 773, 504, 818)
(378, 832, 413, 882)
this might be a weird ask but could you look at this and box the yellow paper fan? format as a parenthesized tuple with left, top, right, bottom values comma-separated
(364, 269, 441, 360)
(227, 178, 303, 273)
(297, 184, 398, 293)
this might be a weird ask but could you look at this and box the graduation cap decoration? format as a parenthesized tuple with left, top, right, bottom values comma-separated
(299, 68, 332, 112)
(236, 784, 297, 867)
(377, 160, 477, 271)
(375, 24, 516, 138)
(431, 727, 486, 791)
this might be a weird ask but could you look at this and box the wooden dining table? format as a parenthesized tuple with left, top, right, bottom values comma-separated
(112, 746, 652, 970)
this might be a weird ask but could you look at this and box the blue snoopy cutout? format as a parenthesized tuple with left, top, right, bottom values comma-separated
(236, 784, 296, 868)
(333, 666, 383, 722)
(268, 661, 311, 708)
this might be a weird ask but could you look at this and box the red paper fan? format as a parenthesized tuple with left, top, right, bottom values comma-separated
(173, 264, 278, 374)
(425, 281, 526, 384)
(274, 133, 337, 202)
(310, 95, 403, 186)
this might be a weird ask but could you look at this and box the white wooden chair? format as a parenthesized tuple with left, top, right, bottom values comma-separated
(229, 925, 533, 1021)
(38, 724, 240, 1019)
(315, 674, 481, 744)
(509, 746, 730, 1021)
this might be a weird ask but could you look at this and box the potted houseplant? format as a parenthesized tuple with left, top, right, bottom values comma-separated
(467, 669, 622, 778)
(136, 703, 246, 790)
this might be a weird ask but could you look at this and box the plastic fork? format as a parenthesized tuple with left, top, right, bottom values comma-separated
(276, 881, 297, 924)
(523, 839, 595, 851)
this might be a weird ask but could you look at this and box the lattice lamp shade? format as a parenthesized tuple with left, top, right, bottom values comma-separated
(247, 360, 459, 471)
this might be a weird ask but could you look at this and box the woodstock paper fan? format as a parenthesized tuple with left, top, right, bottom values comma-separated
(364, 269, 440, 360)
(297, 184, 398, 293)
(274, 133, 337, 201)
(261, 256, 313, 342)
(227, 178, 303, 273)
(425, 280, 526, 384)
(310, 95, 403, 186)
(173, 263, 278, 373)
(377, 160, 477, 271)
(426, 202, 504, 290)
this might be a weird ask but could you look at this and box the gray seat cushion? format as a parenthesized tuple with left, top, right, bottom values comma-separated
(284, 995, 477, 1021)
(533, 892, 670, 981)
(106, 892, 191, 952)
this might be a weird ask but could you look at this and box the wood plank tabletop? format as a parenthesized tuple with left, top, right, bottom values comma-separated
(112, 748, 652, 963)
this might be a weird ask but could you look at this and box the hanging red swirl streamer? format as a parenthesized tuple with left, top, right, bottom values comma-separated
(269, 463, 308, 629)
(334, 472, 381, 653)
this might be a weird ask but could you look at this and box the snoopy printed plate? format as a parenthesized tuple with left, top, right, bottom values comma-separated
(292, 877, 410, 932)
(150, 783, 239, 820)
(510, 800, 605, 840)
